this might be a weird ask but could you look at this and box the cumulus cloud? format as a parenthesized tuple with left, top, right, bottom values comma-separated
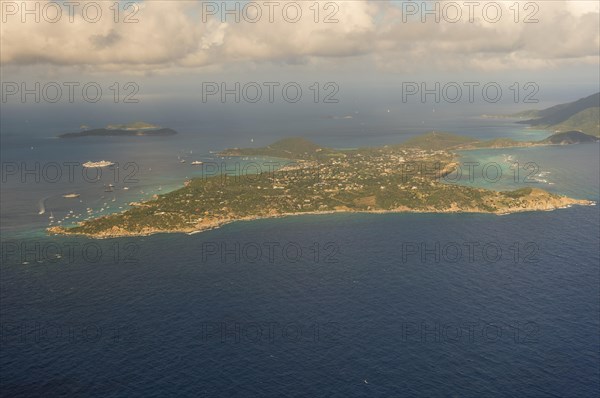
(374, 0, 600, 72)
(90, 29, 122, 49)
(0, 0, 598, 74)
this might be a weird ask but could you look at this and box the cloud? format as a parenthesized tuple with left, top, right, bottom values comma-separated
(90, 29, 121, 49)
(374, 0, 600, 72)
(1, 0, 598, 75)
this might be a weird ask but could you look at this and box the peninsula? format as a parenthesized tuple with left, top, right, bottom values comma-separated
(48, 133, 594, 238)
(484, 92, 600, 137)
(516, 92, 599, 137)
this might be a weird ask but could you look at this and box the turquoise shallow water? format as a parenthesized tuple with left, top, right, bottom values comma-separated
(454, 144, 600, 200)
(1, 123, 597, 239)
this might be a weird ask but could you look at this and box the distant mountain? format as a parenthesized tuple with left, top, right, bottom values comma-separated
(399, 131, 598, 150)
(549, 107, 600, 137)
(517, 92, 600, 136)
(541, 131, 599, 145)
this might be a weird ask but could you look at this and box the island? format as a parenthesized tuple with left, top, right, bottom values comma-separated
(59, 122, 177, 138)
(48, 133, 595, 238)
(82, 160, 115, 168)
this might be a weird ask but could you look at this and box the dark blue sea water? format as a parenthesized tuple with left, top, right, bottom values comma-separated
(1, 117, 599, 396)
(1, 209, 599, 397)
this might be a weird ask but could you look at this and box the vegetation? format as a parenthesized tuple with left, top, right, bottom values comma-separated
(220, 137, 334, 160)
(516, 92, 600, 136)
(549, 108, 600, 137)
(49, 135, 590, 238)
(542, 131, 599, 144)
(106, 122, 159, 130)
(395, 131, 477, 150)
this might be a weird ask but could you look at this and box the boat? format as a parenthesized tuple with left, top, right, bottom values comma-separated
(62, 193, 80, 198)
(191, 161, 204, 165)
(180, 159, 186, 163)
(38, 196, 47, 215)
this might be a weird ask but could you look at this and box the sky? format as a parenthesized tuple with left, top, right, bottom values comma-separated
(1, 0, 599, 127)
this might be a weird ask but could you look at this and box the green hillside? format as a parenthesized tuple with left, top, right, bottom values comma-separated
(549, 108, 600, 136)
(517, 92, 600, 136)
(220, 137, 332, 159)
(106, 121, 159, 130)
(542, 131, 599, 144)
(398, 131, 478, 150)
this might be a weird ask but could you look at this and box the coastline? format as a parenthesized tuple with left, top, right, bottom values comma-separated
(46, 135, 599, 240)
(455, 141, 598, 152)
(48, 197, 595, 239)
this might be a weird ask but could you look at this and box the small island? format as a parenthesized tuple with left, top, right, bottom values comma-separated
(48, 133, 595, 238)
(59, 122, 177, 138)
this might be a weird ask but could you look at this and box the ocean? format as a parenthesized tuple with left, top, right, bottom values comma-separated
(1, 116, 599, 397)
